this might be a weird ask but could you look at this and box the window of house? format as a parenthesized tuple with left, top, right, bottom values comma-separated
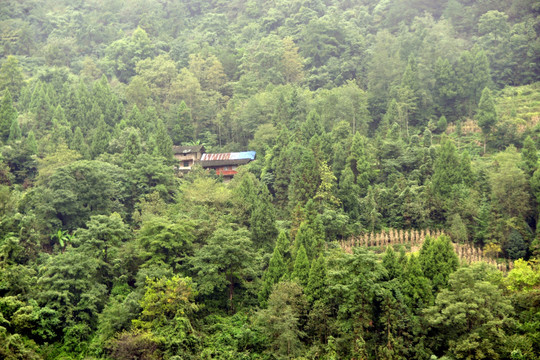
(183, 161, 190, 167)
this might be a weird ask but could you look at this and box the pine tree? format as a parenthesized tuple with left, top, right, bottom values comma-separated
(379, 98, 399, 136)
(291, 244, 310, 287)
(314, 160, 340, 209)
(0, 90, 18, 142)
(477, 87, 497, 154)
(305, 255, 327, 303)
(93, 75, 122, 126)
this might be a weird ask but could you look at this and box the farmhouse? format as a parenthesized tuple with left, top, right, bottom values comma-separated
(173, 145, 256, 179)
(199, 151, 257, 180)
(173, 145, 205, 173)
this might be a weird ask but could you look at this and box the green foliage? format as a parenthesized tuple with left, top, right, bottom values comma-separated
(257, 281, 307, 359)
(291, 245, 310, 288)
(258, 245, 287, 307)
(0, 56, 24, 99)
(41, 160, 127, 230)
(521, 135, 537, 177)
(506, 229, 527, 260)
(419, 236, 459, 293)
(133, 276, 199, 356)
(477, 87, 497, 153)
(137, 216, 193, 269)
(401, 254, 433, 312)
(0, 1, 538, 358)
(424, 263, 514, 359)
(190, 226, 256, 312)
(250, 185, 278, 250)
(490, 146, 531, 221)
(36, 248, 108, 342)
(436, 115, 447, 133)
(305, 255, 327, 303)
(0, 91, 18, 142)
(432, 137, 464, 198)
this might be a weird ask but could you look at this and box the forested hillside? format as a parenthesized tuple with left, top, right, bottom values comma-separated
(1, 0, 540, 359)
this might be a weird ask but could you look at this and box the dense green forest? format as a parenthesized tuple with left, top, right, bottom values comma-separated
(1, 0, 540, 358)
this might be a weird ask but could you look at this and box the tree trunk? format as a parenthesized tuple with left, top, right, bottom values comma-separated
(228, 273, 234, 314)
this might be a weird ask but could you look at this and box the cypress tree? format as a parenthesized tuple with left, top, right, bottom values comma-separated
(477, 87, 497, 154)
(250, 186, 279, 250)
(460, 150, 474, 186)
(8, 116, 21, 142)
(0, 55, 24, 99)
(0, 90, 18, 142)
(170, 101, 194, 145)
(301, 109, 323, 144)
(123, 129, 142, 163)
(348, 132, 374, 196)
(382, 246, 399, 280)
(71, 126, 90, 159)
(91, 116, 111, 158)
(289, 147, 319, 209)
(258, 246, 287, 307)
(401, 254, 433, 312)
(422, 128, 432, 147)
(521, 135, 538, 177)
(25, 130, 37, 154)
(419, 235, 459, 293)
(437, 115, 447, 133)
(30, 83, 52, 130)
(338, 165, 361, 220)
(472, 50, 491, 104)
(432, 137, 462, 197)
(126, 105, 145, 133)
(152, 119, 173, 160)
(474, 195, 491, 246)
(506, 229, 526, 260)
(306, 255, 327, 303)
(275, 230, 292, 269)
(291, 244, 310, 287)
